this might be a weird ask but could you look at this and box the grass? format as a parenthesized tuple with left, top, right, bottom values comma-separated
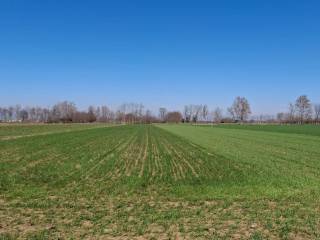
(1, 123, 320, 239)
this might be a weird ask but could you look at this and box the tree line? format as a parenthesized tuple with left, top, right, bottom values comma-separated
(0, 95, 319, 124)
(0, 102, 156, 124)
(276, 95, 319, 124)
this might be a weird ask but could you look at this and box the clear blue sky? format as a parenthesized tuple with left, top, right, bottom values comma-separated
(1, 0, 319, 115)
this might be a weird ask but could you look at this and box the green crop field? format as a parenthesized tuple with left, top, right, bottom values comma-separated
(0, 123, 113, 141)
(1, 124, 320, 239)
(203, 124, 320, 137)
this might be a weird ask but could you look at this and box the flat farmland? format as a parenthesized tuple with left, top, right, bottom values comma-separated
(1, 124, 320, 239)
(0, 123, 112, 141)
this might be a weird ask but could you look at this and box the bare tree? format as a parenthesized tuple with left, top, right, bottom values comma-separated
(201, 105, 209, 122)
(229, 97, 251, 122)
(287, 103, 296, 123)
(95, 107, 101, 121)
(227, 107, 235, 121)
(193, 105, 203, 123)
(0, 107, 3, 121)
(213, 107, 223, 123)
(100, 105, 113, 122)
(42, 108, 50, 122)
(115, 110, 123, 124)
(14, 105, 21, 122)
(0, 107, 9, 122)
(20, 110, 29, 122)
(35, 107, 44, 122)
(118, 104, 127, 123)
(117, 103, 145, 124)
(184, 104, 203, 123)
(137, 103, 144, 123)
(277, 112, 286, 124)
(183, 106, 192, 123)
(7, 107, 14, 121)
(29, 107, 37, 122)
(49, 101, 77, 123)
(314, 104, 320, 123)
(0, 102, 113, 123)
(88, 106, 97, 123)
(144, 109, 153, 124)
(295, 95, 312, 124)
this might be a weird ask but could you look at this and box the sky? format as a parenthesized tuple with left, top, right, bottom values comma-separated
(0, 0, 320, 115)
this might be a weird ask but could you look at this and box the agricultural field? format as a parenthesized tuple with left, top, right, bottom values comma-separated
(0, 123, 113, 141)
(208, 124, 320, 137)
(1, 124, 320, 239)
